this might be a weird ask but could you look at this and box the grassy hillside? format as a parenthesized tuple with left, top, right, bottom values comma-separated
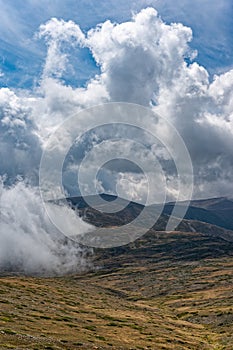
(1, 230, 233, 349)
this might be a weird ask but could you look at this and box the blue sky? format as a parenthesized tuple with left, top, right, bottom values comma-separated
(0, 0, 232, 88)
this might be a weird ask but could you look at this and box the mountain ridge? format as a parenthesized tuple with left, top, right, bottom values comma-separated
(63, 193, 233, 232)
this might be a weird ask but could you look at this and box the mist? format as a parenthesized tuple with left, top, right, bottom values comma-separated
(0, 180, 93, 275)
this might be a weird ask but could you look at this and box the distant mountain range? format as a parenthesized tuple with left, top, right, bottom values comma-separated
(60, 194, 233, 242)
(164, 197, 233, 231)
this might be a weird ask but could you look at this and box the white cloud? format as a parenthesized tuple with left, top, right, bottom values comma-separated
(85, 7, 194, 105)
(0, 88, 41, 184)
(0, 180, 93, 274)
(153, 0, 233, 72)
(38, 18, 85, 78)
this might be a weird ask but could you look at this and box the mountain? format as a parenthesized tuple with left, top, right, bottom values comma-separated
(1, 229, 233, 349)
(165, 197, 233, 231)
(1, 194, 233, 349)
(65, 193, 233, 233)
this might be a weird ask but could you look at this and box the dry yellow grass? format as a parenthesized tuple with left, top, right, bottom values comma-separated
(1, 230, 233, 349)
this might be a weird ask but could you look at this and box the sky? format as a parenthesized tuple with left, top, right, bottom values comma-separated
(0, 0, 232, 88)
(0, 0, 232, 198)
(0, 0, 233, 272)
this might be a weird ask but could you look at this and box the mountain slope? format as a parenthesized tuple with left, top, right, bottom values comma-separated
(65, 193, 233, 232)
(1, 230, 233, 349)
(167, 197, 233, 230)
(1, 195, 233, 349)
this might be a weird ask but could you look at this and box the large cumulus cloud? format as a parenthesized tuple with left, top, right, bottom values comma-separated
(1, 7, 233, 201)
